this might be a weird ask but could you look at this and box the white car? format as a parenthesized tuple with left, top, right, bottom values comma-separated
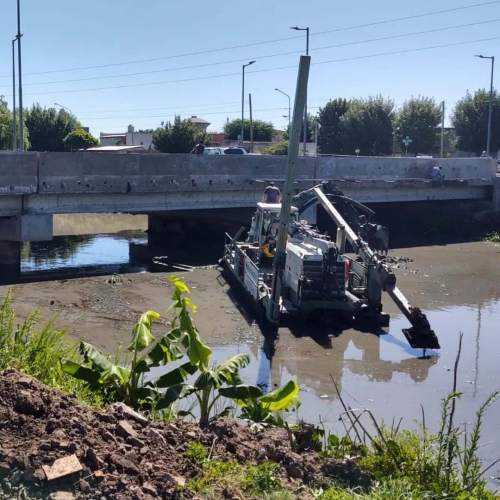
(204, 147, 226, 155)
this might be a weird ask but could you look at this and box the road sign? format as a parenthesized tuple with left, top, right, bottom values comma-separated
(402, 136, 412, 156)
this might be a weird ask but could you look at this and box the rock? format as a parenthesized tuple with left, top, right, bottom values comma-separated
(146, 428, 165, 443)
(110, 453, 140, 475)
(255, 449, 267, 461)
(226, 442, 237, 454)
(109, 403, 149, 427)
(102, 431, 117, 443)
(17, 376, 33, 388)
(164, 472, 186, 487)
(126, 436, 145, 449)
(14, 390, 45, 417)
(322, 459, 372, 489)
(86, 448, 103, 467)
(140, 447, 149, 455)
(80, 479, 91, 493)
(39, 442, 52, 451)
(42, 454, 83, 481)
(2, 481, 11, 494)
(287, 462, 304, 480)
(23, 466, 45, 483)
(52, 429, 66, 440)
(10, 470, 23, 486)
(49, 492, 77, 500)
(116, 420, 137, 440)
(185, 431, 197, 439)
(142, 483, 157, 496)
(98, 413, 117, 424)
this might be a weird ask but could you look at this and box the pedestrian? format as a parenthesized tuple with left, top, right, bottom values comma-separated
(262, 182, 281, 203)
(190, 141, 205, 155)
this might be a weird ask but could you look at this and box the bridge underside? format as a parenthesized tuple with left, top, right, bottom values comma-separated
(0, 181, 492, 217)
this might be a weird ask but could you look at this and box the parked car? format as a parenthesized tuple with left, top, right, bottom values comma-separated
(223, 147, 248, 155)
(204, 147, 226, 155)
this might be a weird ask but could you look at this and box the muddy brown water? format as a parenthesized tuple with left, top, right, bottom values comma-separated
(2, 214, 500, 485)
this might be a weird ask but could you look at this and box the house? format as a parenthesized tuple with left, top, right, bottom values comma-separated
(187, 116, 211, 131)
(100, 125, 154, 150)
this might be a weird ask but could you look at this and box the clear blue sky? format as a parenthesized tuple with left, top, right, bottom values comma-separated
(0, 0, 498, 136)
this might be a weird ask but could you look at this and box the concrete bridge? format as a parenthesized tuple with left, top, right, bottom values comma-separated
(0, 151, 497, 282)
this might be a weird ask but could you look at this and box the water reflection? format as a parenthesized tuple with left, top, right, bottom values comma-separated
(21, 230, 147, 275)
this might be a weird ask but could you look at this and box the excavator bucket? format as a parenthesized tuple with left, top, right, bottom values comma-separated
(402, 307, 440, 350)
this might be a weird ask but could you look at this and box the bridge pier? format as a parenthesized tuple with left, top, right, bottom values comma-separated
(493, 176, 500, 213)
(0, 241, 21, 285)
(0, 215, 53, 284)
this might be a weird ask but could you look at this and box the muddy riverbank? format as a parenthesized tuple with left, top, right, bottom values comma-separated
(2, 239, 500, 483)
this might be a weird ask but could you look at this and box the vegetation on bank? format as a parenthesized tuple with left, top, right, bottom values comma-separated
(0, 279, 498, 500)
(484, 231, 500, 243)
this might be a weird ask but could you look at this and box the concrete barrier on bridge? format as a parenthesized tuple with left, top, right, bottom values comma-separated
(34, 153, 495, 195)
(0, 152, 38, 195)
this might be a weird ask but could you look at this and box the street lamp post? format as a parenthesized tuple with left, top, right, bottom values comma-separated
(12, 37, 17, 151)
(275, 88, 291, 133)
(54, 103, 74, 152)
(475, 55, 495, 157)
(17, 0, 24, 151)
(241, 61, 255, 146)
(291, 26, 309, 156)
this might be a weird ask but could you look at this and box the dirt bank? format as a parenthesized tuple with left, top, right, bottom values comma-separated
(4, 269, 260, 353)
(0, 370, 367, 500)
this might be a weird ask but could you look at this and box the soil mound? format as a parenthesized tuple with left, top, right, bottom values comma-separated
(0, 370, 369, 499)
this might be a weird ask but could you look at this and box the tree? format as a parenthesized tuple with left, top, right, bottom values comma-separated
(393, 97, 441, 155)
(317, 98, 350, 154)
(261, 140, 288, 155)
(0, 96, 30, 151)
(63, 129, 98, 151)
(25, 104, 81, 152)
(283, 113, 315, 142)
(452, 89, 500, 156)
(223, 119, 274, 142)
(342, 96, 394, 156)
(153, 116, 209, 153)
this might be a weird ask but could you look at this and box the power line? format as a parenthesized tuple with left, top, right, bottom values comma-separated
(81, 106, 320, 120)
(77, 101, 245, 115)
(14, 36, 499, 98)
(5, 18, 498, 89)
(1, 0, 498, 79)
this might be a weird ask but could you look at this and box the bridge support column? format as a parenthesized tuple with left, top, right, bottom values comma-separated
(0, 215, 53, 242)
(493, 176, 500, 213)
(0, 241, 21, 285)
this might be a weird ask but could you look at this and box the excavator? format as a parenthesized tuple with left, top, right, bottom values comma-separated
(220, 55, 439, 354)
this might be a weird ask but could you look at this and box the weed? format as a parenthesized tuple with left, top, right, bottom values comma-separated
(244, 462, 283, 492)
(484, 232, 500, 243)
(0, 291, 105, 407)
(185, 441, 207, 465)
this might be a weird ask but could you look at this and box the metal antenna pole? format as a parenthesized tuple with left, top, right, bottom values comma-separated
(12, 38, 17, 151)
(268, 55, 311, 323)
(249, 93, 254, 153)
(487, 57, 494, 157)
(440, 101, 445, 158)
(17, 0, 24, 151)
(241, 65, 245, 146)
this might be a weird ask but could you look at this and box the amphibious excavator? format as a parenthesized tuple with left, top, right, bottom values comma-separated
(220, 55, 439, 352)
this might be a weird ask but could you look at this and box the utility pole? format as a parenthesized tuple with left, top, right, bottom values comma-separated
(249, 93, 254, 153)
(241, 61, 255, 147)
(268, 55, 311, 324)
(12, 38, 17, 151)
(475, 54, 495, 157)
(17, 0, 24, 151)
(440, 101, 445, 158)
(290, 27, 309, 156)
